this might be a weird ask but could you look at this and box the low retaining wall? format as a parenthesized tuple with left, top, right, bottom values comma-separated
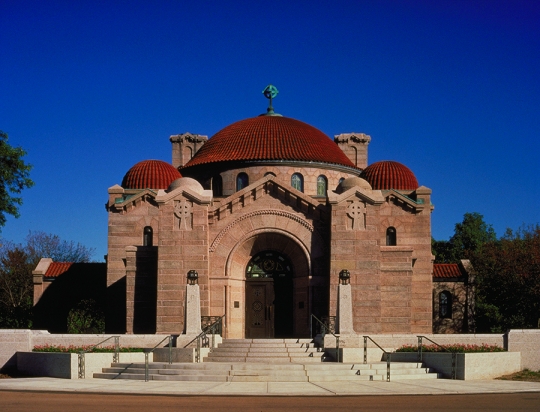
(0, 330, 204, 372)
(17, 352, 151, 379)
(385, 352, 521, 380)
(0, 330, 33, 373)
(507, 329, 540, 370)
(2, 329, 538, 374)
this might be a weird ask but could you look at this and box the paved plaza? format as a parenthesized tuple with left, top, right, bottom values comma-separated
(1, 376, 539, 397)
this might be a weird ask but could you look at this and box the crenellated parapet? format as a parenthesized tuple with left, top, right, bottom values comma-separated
(170, 133, 208, 168)
(334, 133, 371, 169)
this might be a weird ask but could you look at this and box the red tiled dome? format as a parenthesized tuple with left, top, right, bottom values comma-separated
(122, 160, 181, 189)
(182, 115, 357, 169)
(360, 161, 418, 190)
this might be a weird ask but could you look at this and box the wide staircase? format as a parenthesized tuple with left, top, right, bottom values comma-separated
(94, 338, 439, 382)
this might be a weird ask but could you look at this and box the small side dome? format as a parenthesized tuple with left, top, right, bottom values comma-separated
(339, 176, 372, 192)
(167, 177, 204, 194)
(122, 160, 181, 189)
(360, 161, 418, 190)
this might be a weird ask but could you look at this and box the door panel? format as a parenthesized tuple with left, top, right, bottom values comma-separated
(246, 280, 274, 338)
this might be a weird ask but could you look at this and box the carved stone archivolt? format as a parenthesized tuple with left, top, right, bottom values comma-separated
(347, 201, 366, 230)
(209, 209, 314, 252)
(174, 200, 192, 230)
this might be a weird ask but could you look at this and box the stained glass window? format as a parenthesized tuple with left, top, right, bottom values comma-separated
(236, 172, 249, 191)
(291, 173, 303, 192)
(317, 175, 327, 196)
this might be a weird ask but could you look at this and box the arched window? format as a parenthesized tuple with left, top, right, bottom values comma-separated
(236, 173, 249, 191)
(143, 226, 153, 247)
(212, 175, 223, 196)
(386, 227, 397, 246)
(316, 175, 327, 196)
(291, 173, 303, 192)
(439, 291, 452, 318)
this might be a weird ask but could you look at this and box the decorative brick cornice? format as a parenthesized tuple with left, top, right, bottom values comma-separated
(210, 175, 326, 223)
(334, 133, 371, 144)
(107, 189, 158, 213)
(169, 133, 208, 143)
(210, 209, 314, 252)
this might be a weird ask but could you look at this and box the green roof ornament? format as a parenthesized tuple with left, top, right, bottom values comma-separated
(262, 84, 281, 116)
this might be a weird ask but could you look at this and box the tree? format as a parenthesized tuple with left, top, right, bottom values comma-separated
(433, 212, 496, 263)
(0, 131, 33, 229)
(25, 231, 95, 265)
(0, 232, 95, 328)
(472, 225, 540, 332)
(0, 245, 34, 328)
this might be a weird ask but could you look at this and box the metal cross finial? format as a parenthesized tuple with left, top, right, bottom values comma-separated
(262, 84, 279, 114)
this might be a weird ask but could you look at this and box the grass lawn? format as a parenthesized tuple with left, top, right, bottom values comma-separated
(497, 369, 540, 382)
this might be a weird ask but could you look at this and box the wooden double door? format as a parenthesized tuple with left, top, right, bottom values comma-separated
(245, 280, 275, 338)
(245, 251, 294, 338)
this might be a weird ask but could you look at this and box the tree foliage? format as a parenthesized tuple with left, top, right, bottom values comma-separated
(0, 245, 34, 328)
(0, 131, 33, 229)
(434, 213, 540, 332)
(472, 225, 540, 332)
(0, 232, 95, 328)
(25, 231, 95, 265)
(433, 212, 496, 263)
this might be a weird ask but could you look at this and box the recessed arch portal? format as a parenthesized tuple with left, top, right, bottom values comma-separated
(224, 230, 312, 338)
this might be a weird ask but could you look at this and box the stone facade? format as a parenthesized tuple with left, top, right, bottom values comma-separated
(432, 260, 475, 334)
(103, 109, 436, 338)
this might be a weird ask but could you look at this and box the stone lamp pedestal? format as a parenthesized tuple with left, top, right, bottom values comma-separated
(184, 284, 202, 335)
(336, 283, 354, 335)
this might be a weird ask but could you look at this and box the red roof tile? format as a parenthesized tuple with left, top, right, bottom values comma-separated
(360, 160, 418, 190)
(45, 262, 73, 278)
(182, 115, 357, 170)
(122, 160, 181, 189)
(433, 263, 463, 278)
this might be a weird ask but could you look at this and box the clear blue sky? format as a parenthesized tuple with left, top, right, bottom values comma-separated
(1, 0, 539, 261)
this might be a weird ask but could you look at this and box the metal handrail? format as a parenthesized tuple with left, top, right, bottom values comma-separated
(417, 336, 457, 379)
(144, 335, 174, 382)
(311, 314, 341, 362)
(184, 315, 225, 363)
(78, 335, 120, 379)
(363, 336, 391, 382)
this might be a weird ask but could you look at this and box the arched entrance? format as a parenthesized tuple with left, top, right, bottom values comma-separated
(245, 251, 294, 338)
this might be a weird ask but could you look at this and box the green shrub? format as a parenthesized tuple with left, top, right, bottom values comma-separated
(66, 299, 105, 334)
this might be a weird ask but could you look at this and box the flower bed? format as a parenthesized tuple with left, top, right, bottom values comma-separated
(33, 344, 144, 353)
(396, 343, 505, 353)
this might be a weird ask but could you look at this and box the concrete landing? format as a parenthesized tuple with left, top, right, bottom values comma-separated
(0, 376, 539, 396)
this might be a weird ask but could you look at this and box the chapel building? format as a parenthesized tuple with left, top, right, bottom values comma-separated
(104, 88, 435, 338)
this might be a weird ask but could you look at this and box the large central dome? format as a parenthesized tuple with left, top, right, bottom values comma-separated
(182, 115, 357, 170)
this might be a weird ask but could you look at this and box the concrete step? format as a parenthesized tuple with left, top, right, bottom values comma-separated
(93, 338, 442, 383)
(95, 360, 439, 382)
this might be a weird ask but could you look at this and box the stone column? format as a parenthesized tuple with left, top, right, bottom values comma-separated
(184, 284, 202, 335)
(336, 284, 354, 334)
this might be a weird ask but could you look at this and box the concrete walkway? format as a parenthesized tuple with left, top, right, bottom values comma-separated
(0, 377, 539, 396)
